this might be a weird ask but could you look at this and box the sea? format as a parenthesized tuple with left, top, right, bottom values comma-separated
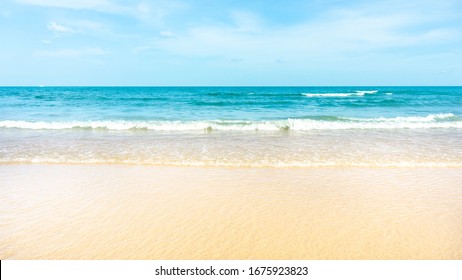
(1, 86, 461, 167)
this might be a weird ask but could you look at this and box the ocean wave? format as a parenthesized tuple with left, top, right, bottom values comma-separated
(302, 93, 353, 97)
(355, 90, 378, 95)
(302, 90, 379, 98)
(374, 113, 456, 122)
(0, 114, 459, 131)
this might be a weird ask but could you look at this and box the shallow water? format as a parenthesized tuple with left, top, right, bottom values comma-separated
(1, 128, 461, 167)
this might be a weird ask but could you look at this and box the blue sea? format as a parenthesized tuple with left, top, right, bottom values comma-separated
(1, 86, 461, 167)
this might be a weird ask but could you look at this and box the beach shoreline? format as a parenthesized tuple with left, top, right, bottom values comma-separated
(1, 164, 461, 260)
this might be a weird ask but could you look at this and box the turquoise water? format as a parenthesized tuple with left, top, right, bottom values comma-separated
(1, 86, 462, 125)
(1, 86, 461, 166)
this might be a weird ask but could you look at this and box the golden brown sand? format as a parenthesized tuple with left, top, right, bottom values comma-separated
(0, 164, 461, 259)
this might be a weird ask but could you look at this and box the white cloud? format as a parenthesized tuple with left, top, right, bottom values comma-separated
(17, 0, 186, 27)
(16, 0, 124, 13)
(35, 47, 106, 57)
(61, 20, 112, 35)
(148, 1, 461, 65)
(43, 20, 117, 43)
(132, 1, 187, 27)
(47, 21, 78, 36)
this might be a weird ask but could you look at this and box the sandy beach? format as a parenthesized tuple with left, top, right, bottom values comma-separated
(1, 164, 460, 259)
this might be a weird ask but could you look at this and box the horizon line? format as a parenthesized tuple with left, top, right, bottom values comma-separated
(1, 85, 462, 87)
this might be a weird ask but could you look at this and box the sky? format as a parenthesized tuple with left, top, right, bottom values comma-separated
(0, 0, 461, 85)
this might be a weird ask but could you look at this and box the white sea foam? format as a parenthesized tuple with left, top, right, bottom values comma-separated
(302, 90, 378, 97)
(0, 120, 284, 131)
(302, 93, 353, 97)
(373, 113, 455, 122)
(355, 90, 378, 95)
(0, 114, 459, 131)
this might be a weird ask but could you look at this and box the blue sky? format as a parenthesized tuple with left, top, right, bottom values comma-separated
(1, 0, 461, 85)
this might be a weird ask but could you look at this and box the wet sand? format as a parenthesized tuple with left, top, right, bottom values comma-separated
(0, 164, 461, 259)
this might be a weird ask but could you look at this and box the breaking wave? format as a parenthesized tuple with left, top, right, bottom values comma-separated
(0, 114, 459, 131)
(302, 90, 379, 97)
